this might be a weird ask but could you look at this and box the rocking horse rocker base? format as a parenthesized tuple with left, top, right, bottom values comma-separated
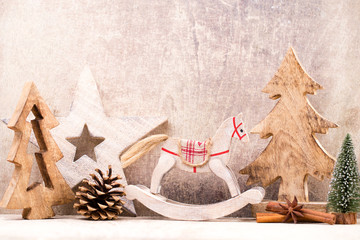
(125, 185, 265, 221)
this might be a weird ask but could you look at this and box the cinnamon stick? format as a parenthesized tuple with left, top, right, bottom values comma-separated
(265, 201, 336, 225)
(265, 201, 287, 212)
(301, 212, 335, 225)
(256, 213, 316, 223)
(302, 208, 336, 224)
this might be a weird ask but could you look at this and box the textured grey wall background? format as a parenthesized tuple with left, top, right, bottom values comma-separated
(0, 0, 359, 217)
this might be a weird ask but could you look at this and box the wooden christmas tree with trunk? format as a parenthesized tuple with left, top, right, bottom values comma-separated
(0, 82, 74, 219)
(240, 47, 338, 202)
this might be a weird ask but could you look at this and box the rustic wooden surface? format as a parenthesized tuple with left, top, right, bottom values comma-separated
(0, 1, 360, 217)
(240, 48, 338, 202)
(0, 82, 74, 219)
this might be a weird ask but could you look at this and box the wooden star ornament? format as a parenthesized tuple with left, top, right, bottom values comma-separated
(53, 67, 166, 213)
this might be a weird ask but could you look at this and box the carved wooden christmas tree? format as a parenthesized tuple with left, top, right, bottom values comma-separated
(0, 82, 74, 219)
(240, 47, 338, 202)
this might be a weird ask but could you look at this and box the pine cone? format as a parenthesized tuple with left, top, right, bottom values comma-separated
(74, 165, 126, 220)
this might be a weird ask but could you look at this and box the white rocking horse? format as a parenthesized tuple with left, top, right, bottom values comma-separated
(121, 113, 265, 220)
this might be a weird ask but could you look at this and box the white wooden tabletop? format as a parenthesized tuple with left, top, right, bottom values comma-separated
(0, 215, 359, 240)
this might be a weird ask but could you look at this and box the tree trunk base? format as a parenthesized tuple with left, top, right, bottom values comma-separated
(22, 205, 55, 220)
(334, 213, 357, 224)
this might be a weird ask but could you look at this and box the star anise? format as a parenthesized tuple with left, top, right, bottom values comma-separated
(276, 197, 304, 223)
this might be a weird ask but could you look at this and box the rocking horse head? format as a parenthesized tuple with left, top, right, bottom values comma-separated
(228, 112, 249, 143)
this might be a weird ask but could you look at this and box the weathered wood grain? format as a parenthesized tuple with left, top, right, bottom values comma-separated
(0, 82, 74, 219)
(0, 1, 357, 217)
(240, 48, 338, 202)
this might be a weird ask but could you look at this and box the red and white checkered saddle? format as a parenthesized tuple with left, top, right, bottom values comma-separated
(178, 139, 211, 167)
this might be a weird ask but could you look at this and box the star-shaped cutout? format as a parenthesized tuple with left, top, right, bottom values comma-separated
(3, 66, 167, 214)
(66, 124, 105, 162)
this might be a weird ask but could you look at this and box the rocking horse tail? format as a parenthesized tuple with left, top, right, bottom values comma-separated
(121, 134, 169, 168)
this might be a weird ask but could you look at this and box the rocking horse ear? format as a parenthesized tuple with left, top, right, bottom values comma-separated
(237, 112, 243, 118)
